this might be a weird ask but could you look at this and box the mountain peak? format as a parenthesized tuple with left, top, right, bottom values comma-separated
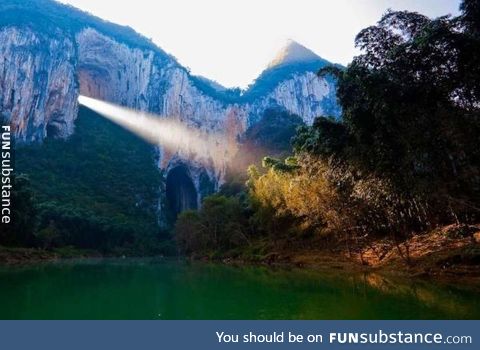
(267, 39, 321, 69)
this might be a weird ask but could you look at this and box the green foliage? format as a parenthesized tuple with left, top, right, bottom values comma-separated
(219, 172, 248, 197)
(303, 6, 479, 225)
(293, 117, 349, 157)
(189, 76, 243, 104)
(262, 156, 299, 173)
(175, 195, 250, 255)
(245, 108, 305, 151)
(248, 2, 480, 245)
(15, 107, 166, 255)
(170, 2, 480, 259)
(35, 220, 60, 249)
(229, 108, 305, 176)
(460, 0, 480, 38)
(0, 175, 36, 246)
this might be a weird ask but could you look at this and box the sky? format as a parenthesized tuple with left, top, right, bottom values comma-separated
(58, 0, 461, 88)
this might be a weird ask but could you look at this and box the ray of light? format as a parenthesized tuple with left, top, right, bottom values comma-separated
(78, 95, 230, 168)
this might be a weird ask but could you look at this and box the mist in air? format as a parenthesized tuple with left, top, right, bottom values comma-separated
(77, 95, 231, 168)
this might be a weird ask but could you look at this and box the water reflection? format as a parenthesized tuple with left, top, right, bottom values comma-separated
(0, 258, 478, 319)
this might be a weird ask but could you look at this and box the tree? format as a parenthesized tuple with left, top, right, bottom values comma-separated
(310, 6, 480, 225)
(460, 0, 480, 38)
(36, 220, 61, 249)
(174, 195, 250, 255)
(251, 2, 480, 244)
(0, 175, 37, 247)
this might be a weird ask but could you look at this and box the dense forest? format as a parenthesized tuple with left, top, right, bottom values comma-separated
(175, 1, 480, 264)
(1, 107, 171, 256)
(2, 1, 479, 268)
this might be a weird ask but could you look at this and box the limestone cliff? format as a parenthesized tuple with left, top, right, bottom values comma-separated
(0, 0, 340, 217)
(0, 26, 78, 142)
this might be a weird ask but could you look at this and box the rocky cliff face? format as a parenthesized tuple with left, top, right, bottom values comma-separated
(74, 29, 339, 181)
(0, 26, 78, 142)
(0, 1, 340, 218)
(1, 25, 338, 146)
(74, 28, 247, 193)
(247, 71, 337, 126)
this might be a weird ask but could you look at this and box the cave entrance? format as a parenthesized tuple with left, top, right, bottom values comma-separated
(46, 123, 60, 138)
(166, 166, 198, 218)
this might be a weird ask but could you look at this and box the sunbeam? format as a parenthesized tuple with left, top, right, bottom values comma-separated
(78, 95, 231, 169)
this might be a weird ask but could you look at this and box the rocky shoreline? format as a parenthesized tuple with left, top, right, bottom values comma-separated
(2, 225, 479, 287)
(195, 224, 480, 285)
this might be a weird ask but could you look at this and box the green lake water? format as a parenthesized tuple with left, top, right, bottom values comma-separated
(0, 258, 479, 319)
